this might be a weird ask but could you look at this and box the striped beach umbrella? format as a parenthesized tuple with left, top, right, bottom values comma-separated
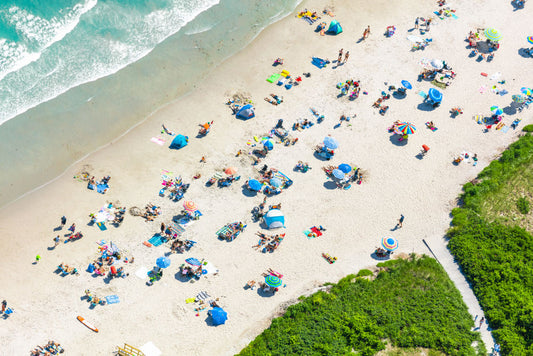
(521, 87, 532, 96)
(527, 36, 533, 45)
(183, 200, 198, 212)
(332, 169, 345, 180)
(396, 122, 417, 135)
(224, 167, 237, 175)
(484, 28, 502, 42)
(270, 177, 282, 188)
(490, 106, 503, 115)
(265, 275, 283, 288)
(381, 236, 398, 252)
(512, 95, 526, 103)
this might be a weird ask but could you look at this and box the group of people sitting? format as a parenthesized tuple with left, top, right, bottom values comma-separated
(57, 263, 78, 276)
(337, 79, 362, 99)
(161, 176, 190, 201)
(373, 91, 391, 115)
(170, 239, 195, 253)
(295, 161, 311, 172)
(322, 253, 337, 264)
(293, 118, 315, 131)
(84, 289, 106, 307)
(217, 175, 240, 188)
(218, 222, 246, 242)
(375, 247, 392, 258)
(31, 341, 64, 355)
(264, 93, 283, 105)
(298, 9, 320, 24)
(142, 203, 162, 221)
(253, 232, 285, 253)
(179, 264, 204, 279)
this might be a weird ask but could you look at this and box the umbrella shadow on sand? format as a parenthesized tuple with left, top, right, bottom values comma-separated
(417, 102, 438, 112)
(257, 288, 276, 298)
(323, 181, 338, 190)
(518, 48, 532, 58)
(241, 185, 258, 197)
(504, 104, 519, 115)
(389, 135, 408, 147)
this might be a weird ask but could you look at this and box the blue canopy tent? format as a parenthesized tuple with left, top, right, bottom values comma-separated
(327, 20, 343, 35)
(264, 209, 285, 229)
(169, 134, 188, 149)
(208, 307, 227, 326)
(236, 104, 255, 120)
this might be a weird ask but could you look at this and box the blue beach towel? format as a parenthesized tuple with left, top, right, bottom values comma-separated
(501, 125, 510, 133)
(148, 234, 165, 247)
(96, 183, 109, 194)
(418, 91, 427, 98)
(105, 295, 120, 304)
(96, 222, 107, 231)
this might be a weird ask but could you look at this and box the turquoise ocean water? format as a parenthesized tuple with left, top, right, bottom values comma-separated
(0, 0, 301, 207)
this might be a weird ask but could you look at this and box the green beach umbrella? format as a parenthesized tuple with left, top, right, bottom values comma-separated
(484, 28, 502, 42)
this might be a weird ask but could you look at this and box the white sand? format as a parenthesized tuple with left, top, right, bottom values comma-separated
(1, 0, 532, 354)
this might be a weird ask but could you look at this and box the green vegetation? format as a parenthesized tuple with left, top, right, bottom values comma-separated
(238, 256, 483, 356)
(448, 133, 533, 354)
(523, 124, 533, 132)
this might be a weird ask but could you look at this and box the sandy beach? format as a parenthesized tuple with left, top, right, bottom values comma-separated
(1, 0, 532, 354)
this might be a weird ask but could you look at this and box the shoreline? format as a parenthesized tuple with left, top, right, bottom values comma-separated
(1, 0, 532, 354)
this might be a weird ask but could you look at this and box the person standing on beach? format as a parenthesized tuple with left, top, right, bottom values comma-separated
(479, 316, 485, 328)
(363, 26, 371, 39)
(60, 216, 66, 228)
(426, 18, 432, 32)
(397, 214, 405, 228)
(337, 48, 343, 63)
(414, 17, 419, 29)
(1, 300, 6, 313)
(160, 223, 165, 235)
(344, 51, 350, 63)
(473, 153, 478, 166)
(53, 235, 60, 247)
(68, 223, 76, 234)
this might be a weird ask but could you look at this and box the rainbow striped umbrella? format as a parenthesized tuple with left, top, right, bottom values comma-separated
(183, 200, 198, 212)
(484, 28, 502, 42)
(265, 275, 283, 288)
(382, 236, 398, 252)
(396, 122, 417, 135)
(521, 87, 532, 96)
(512, 95, 526, 103)
(527, 36, 533, 45)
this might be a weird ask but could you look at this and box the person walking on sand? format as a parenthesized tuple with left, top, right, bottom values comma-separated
(160, 223, 165, 235)
(363, 26, 371, 39)
(397, 214, 405, 228)
(53, 235, 60, 247)
(337, 48, 343, 63)
(60, 216, 66, 228)
(426, 18, 432, 32)
(473, 153, 478, 166)
(479, 316, 485, 328)
(344, 51, 350, 63)
(68, 223, 76, 234)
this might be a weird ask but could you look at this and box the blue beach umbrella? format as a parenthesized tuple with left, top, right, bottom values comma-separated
(248, 179, 262, 191)
(323, 136, 339, 150)
(401, 80, 412, 90)
(332, 169, 345, 180)
(209, 307, 228, 326)
(428, 88, 442, 103)
(156, 256, 171, 269)
(270, 178, 282, 188)
(265, 275, 283, 288)
(484, 28, 502, 42)
(338, 163, 352, 173)
(263, 139, 274, 151)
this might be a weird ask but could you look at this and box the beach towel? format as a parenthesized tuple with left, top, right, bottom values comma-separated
(203, 261, 218, 275)
(97, 239, 106, 246)
(267, 73, 281, 83)
(451, 13, 458, 19)
(490, 72, 502, 81)
(495, 122, 505, 130)
(148, 234, 165, 247)
(425, 122, 438, 131)
(135, 266, 149, 279)
(96, 222, 107, 231)
(501, 125, 510, 133)
(277, 77, 286, 86)
(418, 91, 427, 98)
(311, 227, 323, 236)
(216, 225, 232, 238)
(196, 291, 210, 301)
(96, 183, 108, 194)
(499, 89, 508, 96)
(185, 298, 195, 304)
(151, 137, 165, 145)
(105, 295, 120, 304)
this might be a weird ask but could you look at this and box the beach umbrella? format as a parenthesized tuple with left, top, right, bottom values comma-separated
(156, 256, 171, 269)
(209, 307, 228, 326)
(269, 177, 282, 188)
(263, 139, 274, 151)
(428, 88, 443, 103)
(490, 106, 503, 115)
(265, 275, 283, 288)
(248, 179, 262, 191)
(381, 236, 399, 252)
(484, 28, 502, 42)
(185, 257, 202, 266)
(183, 200, 198, 212)
(396, 122, 417, 135)
(323, 136, 339, 150)
(512, 95, 526, 103)
(401, 80, 412, 90)
(521, 87, 532, 96)
(224, 167, 237, 175)
(528, 36, 533, 45)
(407, 35, 424, 43)
(332, 169, 345, 180)
(430, 59, 444, 70)
(338, 163, 352, 173)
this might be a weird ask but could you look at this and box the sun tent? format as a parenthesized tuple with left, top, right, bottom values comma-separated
(236, 104, 255, 120)
(169, 134, 188, 149)
(327, 20, 342, 35)
(264, 209, 285, 229)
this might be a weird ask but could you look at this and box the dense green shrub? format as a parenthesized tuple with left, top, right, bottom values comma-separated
(448, 134, 533, 355)
(523, 124, 533, 132)
(517, 197, 530, 214)
(238, 257, 483, 356)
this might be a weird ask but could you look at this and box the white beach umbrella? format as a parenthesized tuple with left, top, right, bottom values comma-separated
(430, 59, 444, 69)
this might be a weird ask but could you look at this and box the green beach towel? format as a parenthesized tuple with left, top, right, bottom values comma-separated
(267, 73, 281, 83)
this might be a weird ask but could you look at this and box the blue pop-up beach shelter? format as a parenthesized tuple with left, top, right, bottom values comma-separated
(327, 20, 343, 35)
(264, 209, 285, 229)
(236, 104, 255, 120)
(169, 134, 188, 149)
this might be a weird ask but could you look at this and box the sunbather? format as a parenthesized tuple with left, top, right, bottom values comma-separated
(264, 97, 278, 105)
